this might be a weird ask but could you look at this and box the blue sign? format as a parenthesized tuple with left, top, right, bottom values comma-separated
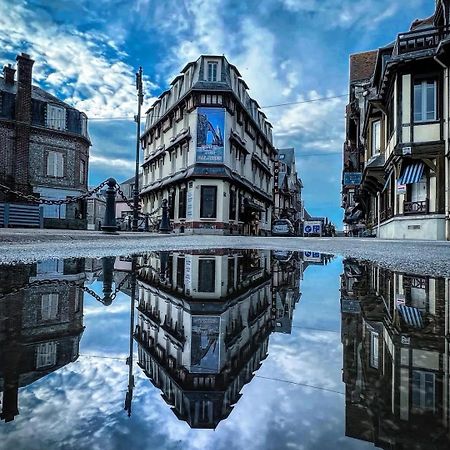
(343, 172, 362, 186)
(196, 107, 225, 163)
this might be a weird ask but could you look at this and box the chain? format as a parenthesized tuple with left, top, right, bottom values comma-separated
(0, 179, 110, 205)
(116, 186, 138, 211)
(0, 273, 131, 303)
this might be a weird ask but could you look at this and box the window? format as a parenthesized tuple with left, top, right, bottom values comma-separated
(229, 189, 237, 220)
(414, 80, 437, 122)
(198, 259, 216, 292)
(207, 61, 218, 82)
(411, 174, 427, 202)
(388, 94, 395, 137)
(371, 120, 381, 155)
(36, 342, 57, 368)
(412, 370, 435, 412)
(41, 293, 59, 321)
(80, 160, 86, 184)
(169, 191, 176, 219)
(46, 104, 66, 130)
(171, 153, 176, 174)
(47, 151, 64, 177)
(179, 188, 187, 218)
(370, 331, 379, 369)
(176, 257, 185, 288)
(200, 186, 217, 218)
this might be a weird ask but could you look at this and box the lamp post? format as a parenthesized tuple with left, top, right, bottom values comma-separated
(132, 67, 143, 232)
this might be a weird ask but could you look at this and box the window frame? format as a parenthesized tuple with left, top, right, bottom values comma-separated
(207, 61, 218, 82)
(200, 185, 217, 219)
(46, 150, 65, 178)
(413, 79, 438, 123)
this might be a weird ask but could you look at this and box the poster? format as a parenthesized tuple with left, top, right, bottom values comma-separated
(186, 189, 194, 219)
(190, 316, 221, 373)
(196, 107, 225, 163)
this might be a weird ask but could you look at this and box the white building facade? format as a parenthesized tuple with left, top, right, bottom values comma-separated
(140, 55, 276, 235)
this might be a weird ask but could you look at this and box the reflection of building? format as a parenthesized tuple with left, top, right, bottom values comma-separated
(271, 251, 303, 334)
(274, 148, 304, 235)
(0, 53, 91, 229)
(340, 259, 450, 449)
(134, 249, 274, 428)
(140, 55, 277, 236)
(0, 259, 85, 422)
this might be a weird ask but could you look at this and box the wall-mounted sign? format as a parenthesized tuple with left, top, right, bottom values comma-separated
(343, 172, 362, 186)
(186, 189, 194, 219)
(402, 146, 412, 155)
(397, 183, 406, 194)
(303, 251, 322, 262)
(196, 107, 225, 163)
(304, 221, 322, 235)
(341, 299, 361, 314)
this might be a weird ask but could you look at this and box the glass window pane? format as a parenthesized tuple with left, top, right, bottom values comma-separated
(198, 259, 215, 292)
(426, 82, 436, 120)
(200, 186, 217, 218)
(414, 83, 423, 122)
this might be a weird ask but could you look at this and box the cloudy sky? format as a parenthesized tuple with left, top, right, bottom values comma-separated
(0, 0, 435, 226)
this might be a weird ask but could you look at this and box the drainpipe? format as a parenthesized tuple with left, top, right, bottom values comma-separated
(434, 54, 450, 240)
(377, 191, 381, 238)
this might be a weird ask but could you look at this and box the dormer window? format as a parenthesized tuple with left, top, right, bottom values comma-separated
(46, 104, 66, 130)
(207, 61, 218, 82)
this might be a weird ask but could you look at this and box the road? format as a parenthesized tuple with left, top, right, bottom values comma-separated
(1, 228, 450, 277)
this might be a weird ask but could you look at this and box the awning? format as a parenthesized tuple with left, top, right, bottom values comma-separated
(398, 305, 423, 329)
(398, 162, 424, 185)
(382, 169, 393, 192)
(243, 198, 265, 212)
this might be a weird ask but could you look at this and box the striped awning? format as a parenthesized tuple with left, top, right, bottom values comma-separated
(398, 305, 424, 329)
(382, 169, 393, 192)
(398, 162, 425, 185)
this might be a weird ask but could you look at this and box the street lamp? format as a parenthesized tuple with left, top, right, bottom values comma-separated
(132, 66, 143, 232)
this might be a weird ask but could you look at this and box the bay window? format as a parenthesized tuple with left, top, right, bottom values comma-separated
(414, 80, 437, 122)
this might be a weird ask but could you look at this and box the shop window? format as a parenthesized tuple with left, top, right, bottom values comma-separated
(200, 186, 217, 218)
(179, 188, 187, 218)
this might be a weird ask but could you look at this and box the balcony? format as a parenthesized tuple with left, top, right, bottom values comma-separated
(404, 199, 429, 215)
(380, 206, 393, 222)
(396, 26, 450, 55)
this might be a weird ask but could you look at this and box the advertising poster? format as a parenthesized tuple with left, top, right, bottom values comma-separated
(196, 107, 225, 163)
(190, 316, 220, 373)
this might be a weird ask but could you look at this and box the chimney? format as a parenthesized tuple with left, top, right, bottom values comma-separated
(3, 64, 15, 84)
(13, 52, 35, 193)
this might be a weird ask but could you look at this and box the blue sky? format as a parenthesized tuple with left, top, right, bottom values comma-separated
(0, 0, 435, 227)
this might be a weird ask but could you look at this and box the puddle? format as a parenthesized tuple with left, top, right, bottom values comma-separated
(0, 249, 448, 449)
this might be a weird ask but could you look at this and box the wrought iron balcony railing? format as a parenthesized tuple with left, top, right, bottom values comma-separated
(403, 199, 429, 215)
(396, 26, 450, 55)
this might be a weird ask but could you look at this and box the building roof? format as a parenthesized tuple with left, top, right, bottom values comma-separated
(410, 14, 435, 31)
(277, 148, 295, 167)
(0, 76, 73, 109)
(349, 50, 378, 83)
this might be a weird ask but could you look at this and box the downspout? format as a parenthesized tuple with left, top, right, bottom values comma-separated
(434, 53, 449, 240)
(377, 191, 381, 238)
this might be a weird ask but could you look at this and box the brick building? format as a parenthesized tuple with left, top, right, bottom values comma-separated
(0, 53, 90, 229)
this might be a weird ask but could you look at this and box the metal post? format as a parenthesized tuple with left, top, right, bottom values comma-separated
(101, 178, 118, 233)
(159, 198, 171, 234)
(132, 67, 143, 232)
(144, 214, 149, 232)
(101, 256, 115, 306)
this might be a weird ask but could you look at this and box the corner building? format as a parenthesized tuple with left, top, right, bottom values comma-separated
(140, 55, 276, 235)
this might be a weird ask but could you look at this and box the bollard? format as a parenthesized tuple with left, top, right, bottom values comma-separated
(101, 178, 118, 233)
(102, 256, 115, 305)
(159, 198, 171, 234)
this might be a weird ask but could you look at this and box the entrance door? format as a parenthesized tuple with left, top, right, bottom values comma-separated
(411, 175, 427, 202)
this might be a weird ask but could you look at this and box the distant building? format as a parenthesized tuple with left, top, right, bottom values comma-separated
(0, 258, 85, 422)
(0, 53, 90, 229)
(140, 55, 277, 236)
(86, 190, 106, 230)
(274, 148, 304, 234)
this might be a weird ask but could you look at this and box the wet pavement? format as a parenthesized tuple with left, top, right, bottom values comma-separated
(0, 249, 449, 449)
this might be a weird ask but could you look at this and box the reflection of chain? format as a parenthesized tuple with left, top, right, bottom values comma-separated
(115, 186, 162, 218)
(0, 180, 109, 205)
(0, 273, 131, 304)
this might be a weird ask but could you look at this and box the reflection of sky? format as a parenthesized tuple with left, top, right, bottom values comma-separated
(1, 259, 373, 450)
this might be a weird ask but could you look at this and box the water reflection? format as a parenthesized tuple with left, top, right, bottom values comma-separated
(134, 250, 331, 428)
(341, 259, 450, 449)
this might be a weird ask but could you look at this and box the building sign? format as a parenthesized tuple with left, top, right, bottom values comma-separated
(191, 316, 220, 373)
(341, 299, 361, 314)
(343, 172, 362, 186)
(186, 189, 194, 219)
(397, 182, 406, 194)
(196, 107, 225, 163)
(303, 251, 322, 262)
(304, 221, 322, 235)
(274, 161, 280, 193)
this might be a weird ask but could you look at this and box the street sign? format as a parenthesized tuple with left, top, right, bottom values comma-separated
(304, 221, 322, 235)
(343, 172, 362, 186)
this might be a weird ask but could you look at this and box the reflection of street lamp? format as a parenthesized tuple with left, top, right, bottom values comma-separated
(102, 257, 115, 306)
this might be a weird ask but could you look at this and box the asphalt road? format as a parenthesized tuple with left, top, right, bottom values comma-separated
(1, 229, 450, 277)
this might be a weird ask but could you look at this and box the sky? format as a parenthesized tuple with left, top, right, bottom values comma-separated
(0, 0, 436, 227)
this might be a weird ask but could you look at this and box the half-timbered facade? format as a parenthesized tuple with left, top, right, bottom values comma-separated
(343, 1, 450, 240)
(140, 55, 277, 235)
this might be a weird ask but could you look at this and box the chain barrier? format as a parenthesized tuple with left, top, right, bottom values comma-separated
(115, 187, 162, 218)
(0, 273, 131, 303)
(0, 179, 110, 205)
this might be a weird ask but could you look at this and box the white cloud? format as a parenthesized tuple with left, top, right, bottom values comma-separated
(0, 1, 157, 119)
